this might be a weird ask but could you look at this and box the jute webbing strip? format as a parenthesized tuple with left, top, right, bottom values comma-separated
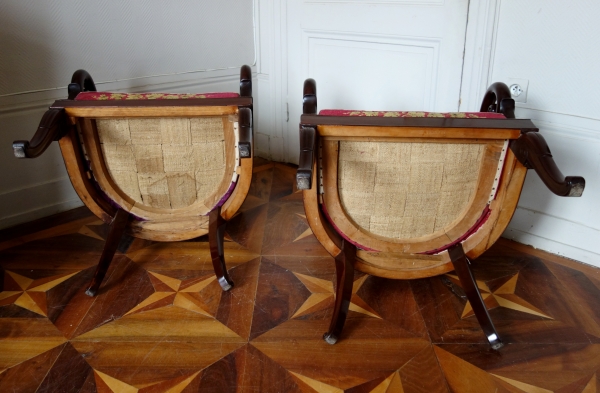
(98, 117, 227, 210)
(338, 141, 483, 239)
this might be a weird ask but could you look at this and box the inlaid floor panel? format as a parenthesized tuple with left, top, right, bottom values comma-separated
(1, 159, 599, 392)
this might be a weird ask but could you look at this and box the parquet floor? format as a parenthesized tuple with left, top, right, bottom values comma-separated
(1, 158, 600, 392)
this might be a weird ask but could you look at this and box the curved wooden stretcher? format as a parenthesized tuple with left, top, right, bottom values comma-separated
(13, 66, 254, 296)
(296, 79, 585, 349)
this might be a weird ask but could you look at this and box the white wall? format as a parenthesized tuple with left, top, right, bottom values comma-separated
(0, 1, 255, 229)
(252, 0, 287, 162)
(464, 0, 600, 265)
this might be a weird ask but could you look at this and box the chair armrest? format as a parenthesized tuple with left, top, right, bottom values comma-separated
(510, 132, 585, 197)
(297, 78, 318, 190)
(68, 69, 97, 100)
(13, 108, 68, 158)
(480, 82, 516, 119)
(303, 78, 317, 115)
(238, 107, 252, 158)
(297, 126, 316, 190)
(240, 65, 252, 97)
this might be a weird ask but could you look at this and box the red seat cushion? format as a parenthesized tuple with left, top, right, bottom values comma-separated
(74, 92, 240, 101)
(318, 109, 506, 119)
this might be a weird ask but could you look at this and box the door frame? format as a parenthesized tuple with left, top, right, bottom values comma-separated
(255, 0, 500, 162)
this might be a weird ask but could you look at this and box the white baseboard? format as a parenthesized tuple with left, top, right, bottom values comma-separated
(0, 177, 84, 230)
(504, 207, 600, 267)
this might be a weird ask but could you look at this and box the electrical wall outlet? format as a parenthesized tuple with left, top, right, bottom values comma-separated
(506, 78, 529, 103)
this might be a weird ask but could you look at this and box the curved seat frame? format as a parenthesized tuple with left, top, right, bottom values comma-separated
(297, 79, 585, 348)
(14, 66, 254, 296)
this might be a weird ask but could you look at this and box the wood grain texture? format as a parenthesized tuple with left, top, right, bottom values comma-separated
(58, 129, 115, 224)
(0, 159, 597, 392)
(303, 160, 343, 258)
(221, 156, 254, 221)
(317, 125, 521, 139)
(302, 114, 536, 132)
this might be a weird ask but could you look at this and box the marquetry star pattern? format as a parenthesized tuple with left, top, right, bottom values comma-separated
(292, 272, 381, 319)
(77, 220, 106, 241)
(0, 270, 79, 316)
(93, 369, 201, 393)
(293, 213, 314, 242)
(445, 272, 553, 319)
(125, 271, 221, 318)
(291, 369, 410, 393)
(435, 345, 600, 393)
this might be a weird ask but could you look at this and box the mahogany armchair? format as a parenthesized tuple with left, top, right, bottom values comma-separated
(13, 66, 253, 296)
(296, 79, 585, 349)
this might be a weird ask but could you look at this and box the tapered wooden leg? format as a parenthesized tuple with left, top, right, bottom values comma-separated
(85, 209, 129, 297)
(448, 243, 503, 349)
(209, 207, 234, 291)
(323, 239, 356, 345)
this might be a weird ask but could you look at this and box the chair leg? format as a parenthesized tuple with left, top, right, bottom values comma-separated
(209, 207, 234, 291)
(323, 239, 356, 345)
(85, 209, 130, 297)
(448, 243, 503, 350)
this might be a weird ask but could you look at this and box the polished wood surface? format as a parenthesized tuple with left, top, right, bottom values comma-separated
(479, 81, 515, 118)
(1, 158, 599, 392)
(63, 105, 240, 119)
(511, 131, 585, 197)
(68, 69, 97, 100)
(58, 128, 116, 224)
(13, 108, 68, 158)
(316, 125, 522, 139)
(301, 114, 537, 132)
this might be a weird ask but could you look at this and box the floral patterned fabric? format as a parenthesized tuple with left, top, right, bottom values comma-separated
(318, 109, 506, 119)
(75, 92, 240, 101)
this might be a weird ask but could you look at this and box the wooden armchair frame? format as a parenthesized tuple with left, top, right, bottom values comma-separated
(296, 79, 585, 348)
(13, 66, 254, 296)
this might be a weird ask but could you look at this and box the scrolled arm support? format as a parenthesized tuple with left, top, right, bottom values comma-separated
(297, 126, 316, 190)
(13, 108, 68, 159)
(68, 69, 97, 100)
(297, 78, 318, 190)
(238, 107, 252, 158)
(240, 65, 252, 97)
(303, 78, 317, 115)
(510, 132, 585, 197)
(480, 82, 516, 119)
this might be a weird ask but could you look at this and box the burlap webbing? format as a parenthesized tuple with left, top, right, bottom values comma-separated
(97, 117, 226, 209)
(338, 141, 483, 239)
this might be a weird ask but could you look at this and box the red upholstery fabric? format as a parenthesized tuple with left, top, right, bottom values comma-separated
(75, 92, 239, 101)
(318, 109, 506, 119)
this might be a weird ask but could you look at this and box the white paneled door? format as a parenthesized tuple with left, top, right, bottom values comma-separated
(285, 0, 470, 162)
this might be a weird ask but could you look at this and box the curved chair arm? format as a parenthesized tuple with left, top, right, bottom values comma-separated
(297, 78, 318, 189)
(13, 108, 68, 158)
(480, 82, 516, 119)
(240, 65, 252, 97)
(297, 126, 317, 190)
(238, 107, 252, 158)
(511, 132, 585, 197)
(68, 69, 97, 100)
(303, 78, 317, 115)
